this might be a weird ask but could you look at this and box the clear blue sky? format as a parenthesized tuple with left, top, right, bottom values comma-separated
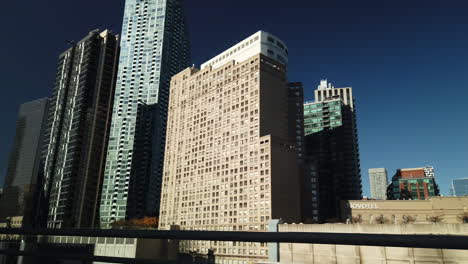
(1, 0, 467, 196)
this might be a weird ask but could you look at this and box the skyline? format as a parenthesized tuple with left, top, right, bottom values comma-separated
(1, 0, 468, 196)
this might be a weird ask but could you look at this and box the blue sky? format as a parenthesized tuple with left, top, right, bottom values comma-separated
(0, 0, 467, 196)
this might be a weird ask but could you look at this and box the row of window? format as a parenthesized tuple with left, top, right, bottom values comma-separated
(206, 36, 261, 67)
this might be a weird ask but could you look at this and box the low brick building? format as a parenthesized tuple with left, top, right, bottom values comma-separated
(387, 166, 440, 200)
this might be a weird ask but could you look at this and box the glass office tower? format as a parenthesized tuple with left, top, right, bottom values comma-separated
(451, 178, 468, 196)
(99, 0, 190, 227)
(0, 98, 48, 228)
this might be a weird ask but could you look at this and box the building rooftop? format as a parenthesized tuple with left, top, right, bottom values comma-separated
(400, 167, 427, 171)
(200, 30, 288, 69)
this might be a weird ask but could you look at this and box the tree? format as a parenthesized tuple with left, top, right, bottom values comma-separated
(375, 215, 388, 224)
(351, 215, 363, 224)
(139, 217, 158, 228)
(109, 219, 126, 229)
(402, 215, 416, 224)
(427, 215, 444, 223)
(457, 212, 468, 223)
(109, 217, 159, 229)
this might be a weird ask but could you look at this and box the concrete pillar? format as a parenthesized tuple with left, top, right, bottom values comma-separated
(268, 219, 284, 263)
(17, 235, 38, 264)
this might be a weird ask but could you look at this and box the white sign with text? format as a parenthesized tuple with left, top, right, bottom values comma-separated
(349, 203, 379, 209)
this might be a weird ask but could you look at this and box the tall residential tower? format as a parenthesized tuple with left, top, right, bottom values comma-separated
(0, 98, 48, 227)
(159, 31, 301, 262)
(303, 80, 362, 222)
(42, 30, 119, 228)
(99, 0, 190, 227)
(369, 168, 388, 200)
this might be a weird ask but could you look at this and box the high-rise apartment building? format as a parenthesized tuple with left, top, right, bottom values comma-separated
(0, 98, 49, 227)
(451, 178, 468, 196)
(369, 168, 388, 200)
(387, 166, 439, 200)
(41, 30, 119, 228)
(288, 82, 305, 161)
(315, 80, 355, 109)
(99, 0, 191, 227)
(303, 80, 362, 222)
(159, 31, 301, 262)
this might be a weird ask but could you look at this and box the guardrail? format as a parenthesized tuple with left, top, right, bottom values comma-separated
(1, 228, 467, 263)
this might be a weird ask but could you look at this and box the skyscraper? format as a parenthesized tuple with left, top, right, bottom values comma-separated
(387, 166, 439, 200)
(99, 0, 190, 228)
(159, 31, 301, 262)
(288, 82, 305, 161)
(41, 30, 119, 228)
(303, 80, 362, 222)
(0, 98, 48, 228)
(451, 178, 468, 196)
(369, 168, 388, 200)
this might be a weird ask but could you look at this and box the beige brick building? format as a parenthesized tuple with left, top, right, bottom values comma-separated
(159, 31, 302, 263)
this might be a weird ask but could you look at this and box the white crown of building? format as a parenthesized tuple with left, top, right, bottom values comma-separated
(317, 79, 335, 90)
(201, 30, 288, 69)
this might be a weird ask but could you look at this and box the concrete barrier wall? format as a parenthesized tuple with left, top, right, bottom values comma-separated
(279, 223, 468, 235)
(277, 224, 468, 264)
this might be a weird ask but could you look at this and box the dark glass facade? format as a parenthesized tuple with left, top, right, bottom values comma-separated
(451, 178, 468, 196)
(303, 95, 362, 223)
(0, 98, 49, 227)
(288, 82, 304, 160)
(41, 30, 119, 228)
